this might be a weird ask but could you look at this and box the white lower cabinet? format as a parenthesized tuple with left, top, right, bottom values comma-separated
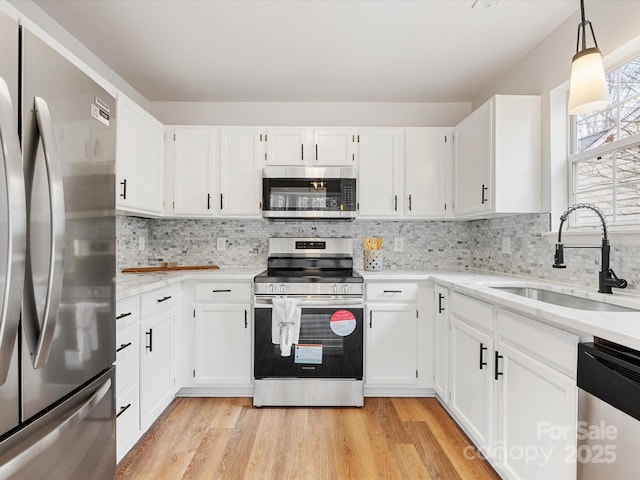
(181, 281, 253, 395)
(365, 282, 432, 396)
(139, 285, 180, 431)
(450, 317, 494, 452)
(194, 304, 251, 386)
(433, 285, 449, 402)
(115, 296, 141, 463)
(366, 304, 417, 385)
(441, 287, 579, 480)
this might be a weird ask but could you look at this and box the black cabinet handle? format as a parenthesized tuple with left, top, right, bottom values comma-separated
(156, 296, 171, 303)
(116, 312, 132, 320)
(207, 193, 211, 210)
(481, 184, 488, 204)
(494, 351, 503, 380)
(116, 403, 132, 418)
(120, 179, 127, 199)
(244, 310, 248, 329)
(383, 290, 403, 293)
(369, 311, 372, 328)
(212, 289, 232, 293)
(479, 343, 488, 370)
(220, 193, 224, 210)
(394, 195, 398, 211)
(408, 194, 412, 211)
(146, 329, 153, 352)
(301, 144, 304, 161)
(315, 144, 318, 161)
(116, 342, 132, 353)
(438, 293, 445, 313)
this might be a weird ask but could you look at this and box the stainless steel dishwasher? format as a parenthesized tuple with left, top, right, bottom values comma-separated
(577, 341, 640, 479)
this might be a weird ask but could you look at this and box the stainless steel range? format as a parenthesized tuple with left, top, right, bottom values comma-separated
(253, 238, 364, 407)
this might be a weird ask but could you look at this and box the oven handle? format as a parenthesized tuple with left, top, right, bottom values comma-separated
(254, 296, 364, 308)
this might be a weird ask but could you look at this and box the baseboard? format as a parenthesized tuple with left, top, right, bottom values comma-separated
(177, 386, 253, 397)
(364, 386, 435, 397)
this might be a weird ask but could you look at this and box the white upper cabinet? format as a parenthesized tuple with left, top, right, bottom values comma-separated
(116, 94, 164, 215)
(219, 127, 262, 217)
(453, 95, 541, 218)
(263, 128, 307, 165)
(404, 128, 451, 218)
(357, 128, 401, 217)
(312, 128, 358, 166)
(169, 127, 218, 216)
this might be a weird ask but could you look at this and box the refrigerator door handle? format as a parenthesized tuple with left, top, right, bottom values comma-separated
(0, 378, 111, 479)
(26, 97, 65, 369)
(0, 77, 26, 385)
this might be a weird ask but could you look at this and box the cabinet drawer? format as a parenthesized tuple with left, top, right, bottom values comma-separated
(140, 285, 179, 318)
(116, 322, 139, 394)
(116, 296, 140, 324)
(451, 291, 493, 332)
(116, 384, 140, 456)
(497, 308, 578, 378)
(194, 282, 251, 303)
(366, 283, 417, 302)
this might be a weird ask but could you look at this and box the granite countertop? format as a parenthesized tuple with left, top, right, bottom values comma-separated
(116, 266, 264, 299)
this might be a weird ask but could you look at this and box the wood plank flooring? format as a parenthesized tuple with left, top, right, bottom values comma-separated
(117, 397, 500, 480)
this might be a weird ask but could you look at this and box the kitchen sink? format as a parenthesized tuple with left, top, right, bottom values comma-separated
(490, 286, 640, 313)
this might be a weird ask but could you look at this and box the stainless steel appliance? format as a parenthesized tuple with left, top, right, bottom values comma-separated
(577, 341, 640, 479)
(0, 10, 116, 478)
(253, 238, 364, 406)
(262, 166, 357, 220)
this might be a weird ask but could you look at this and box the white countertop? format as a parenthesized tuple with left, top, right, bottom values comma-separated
(117, 266, 640, 350)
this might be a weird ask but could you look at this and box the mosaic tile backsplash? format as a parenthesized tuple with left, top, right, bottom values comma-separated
(117, 213, 640, 295)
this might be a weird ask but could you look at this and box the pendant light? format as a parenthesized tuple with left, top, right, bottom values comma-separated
(568, 0, 609, 116)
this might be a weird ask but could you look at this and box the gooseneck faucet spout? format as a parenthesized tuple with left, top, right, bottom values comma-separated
(553, 203, 627, 294)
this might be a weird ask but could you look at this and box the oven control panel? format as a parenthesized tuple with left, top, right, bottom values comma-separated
(295, 241, 326, 250)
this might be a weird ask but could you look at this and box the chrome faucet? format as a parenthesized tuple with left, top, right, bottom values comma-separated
(553, 203, 627, 294)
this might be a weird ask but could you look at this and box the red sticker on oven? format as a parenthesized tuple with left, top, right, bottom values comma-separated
(330, 310, 357, 336)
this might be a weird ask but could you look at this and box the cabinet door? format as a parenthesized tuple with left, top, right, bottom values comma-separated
(450, 316, 493, 452)
(264, 128, 307, 165)
(358, 129, 401, 217)
(405, 128, 449, 217)
(454, 99, 492, 215)
(312, 128, 357, 166)
(194, 305, 251, 385)
(220, 128, 262, 216)
(495, 342, 577, 480)
(366, 304, 417, 385)
(116, 95, 164, 214)
(433, 285, 449, 402)
(140, 311, 174, 430)
(172, 128, 217, 215)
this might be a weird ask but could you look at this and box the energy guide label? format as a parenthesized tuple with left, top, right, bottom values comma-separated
(294, 344, 323, 364)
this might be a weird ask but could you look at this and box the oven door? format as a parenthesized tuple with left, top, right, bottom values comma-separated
(254, 296, 363, 379)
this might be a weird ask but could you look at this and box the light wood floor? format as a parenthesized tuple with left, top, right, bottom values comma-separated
(117, 397, 500, 480)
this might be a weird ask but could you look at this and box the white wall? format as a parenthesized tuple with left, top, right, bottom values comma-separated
(149, 101, 471, 127)
(472, 1, 640, 217)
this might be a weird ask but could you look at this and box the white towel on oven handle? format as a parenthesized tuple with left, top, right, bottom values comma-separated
(271, 297, 301, 357)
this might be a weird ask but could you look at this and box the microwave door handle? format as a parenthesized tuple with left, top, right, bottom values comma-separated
(0, 78, 26, 385)
(25, 97, 65, 369)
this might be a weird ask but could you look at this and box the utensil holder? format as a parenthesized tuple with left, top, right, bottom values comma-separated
(364, 249, 383, 271)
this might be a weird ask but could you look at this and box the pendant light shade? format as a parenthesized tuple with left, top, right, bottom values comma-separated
(568, 0, 609, 116)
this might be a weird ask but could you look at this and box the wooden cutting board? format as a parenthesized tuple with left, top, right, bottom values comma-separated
(122, 265, 220, 273)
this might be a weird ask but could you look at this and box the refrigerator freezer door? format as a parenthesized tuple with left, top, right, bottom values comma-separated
(0, 10, 21, 436)
(20, 26, 116, 422)
(0, 368, 115, 479)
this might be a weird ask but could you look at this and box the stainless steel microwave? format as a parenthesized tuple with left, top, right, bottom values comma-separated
(262, 166, 357, 220)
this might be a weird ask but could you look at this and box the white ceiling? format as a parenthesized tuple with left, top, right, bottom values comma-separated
(34, 0, 579, 103)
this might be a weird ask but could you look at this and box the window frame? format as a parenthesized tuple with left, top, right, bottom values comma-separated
(568, 54, 640, 229)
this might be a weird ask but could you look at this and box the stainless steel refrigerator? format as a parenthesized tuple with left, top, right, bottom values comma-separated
(0, 10, 116, 479)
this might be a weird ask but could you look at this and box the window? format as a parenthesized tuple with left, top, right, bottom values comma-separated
(569, 54, 640, 227)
